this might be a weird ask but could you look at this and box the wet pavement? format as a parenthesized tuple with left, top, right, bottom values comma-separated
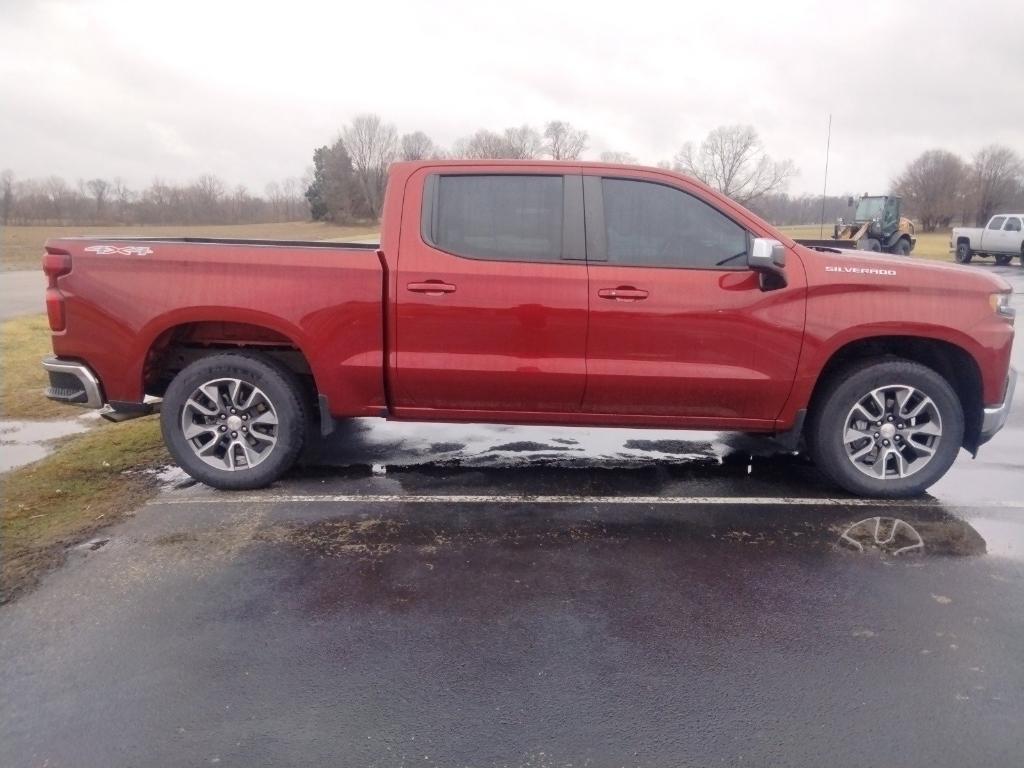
(1, 264, 1023, 767)
(0, 270, 45, 320)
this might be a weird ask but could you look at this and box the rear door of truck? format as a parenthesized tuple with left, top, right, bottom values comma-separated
(391, 165, 589, 413)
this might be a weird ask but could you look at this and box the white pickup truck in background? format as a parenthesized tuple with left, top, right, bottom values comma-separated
(952, 214, 1024, 265)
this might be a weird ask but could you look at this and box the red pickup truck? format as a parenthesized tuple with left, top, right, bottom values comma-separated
(42, 160, 1016, 496)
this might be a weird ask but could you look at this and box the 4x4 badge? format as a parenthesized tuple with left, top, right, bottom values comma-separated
(84, 245, 154, 256)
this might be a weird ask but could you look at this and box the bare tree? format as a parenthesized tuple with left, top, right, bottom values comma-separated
(970, 144, 1024, 225)
(400, 131, 438, 162)
(85, 178, 110, 221)
(673, 125, 796, 204)
(342, 113, 398, 219)
(891, 150, 967, 231)
(544, 121, 588, 160)
(452, 129, 511, 159)
(43, 176, 74, 221)
(599, 150, 637, 164)
(503, 125, 544, 159)
(1, 169, 14, 225)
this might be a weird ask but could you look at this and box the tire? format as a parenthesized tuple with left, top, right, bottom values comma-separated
(160, 351, 309, 490)
(995, 253, 1012, 266)
(807, 359, 963, 497)
(955, 241, 973, 263)
(892, 238, 911, 256)
(860, 238, 882, 252)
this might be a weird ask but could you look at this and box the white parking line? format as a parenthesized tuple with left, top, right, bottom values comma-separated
(149, 494, 1024, 509)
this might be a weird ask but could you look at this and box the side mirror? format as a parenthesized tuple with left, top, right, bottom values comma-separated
(748, 238, 787, 289)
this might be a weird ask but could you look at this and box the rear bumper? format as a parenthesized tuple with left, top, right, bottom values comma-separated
(979, 368, 1017, 445)
(42, 356, 104, 408)
(42, 356, 158, 421)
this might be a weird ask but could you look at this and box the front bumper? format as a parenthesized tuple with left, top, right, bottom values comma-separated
(979, 367, 1017, 445)
(42, 356, 158, 422)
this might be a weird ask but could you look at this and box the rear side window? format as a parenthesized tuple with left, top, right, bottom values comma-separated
(427, 175, 563, 262)
(1003, 217, 1021, 232)
(988, 216, 1006, 230)
(601, 178, 748, 269)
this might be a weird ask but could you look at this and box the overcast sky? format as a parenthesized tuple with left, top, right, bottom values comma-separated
(2, 0, 1022, 197)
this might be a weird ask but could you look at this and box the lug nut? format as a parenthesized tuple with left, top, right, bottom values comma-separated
(241, 414, 248, 421)
(220, 413, 227, 419)
(219, 425, 226, 432)
(883, 439, 890, 446)
(242, 427, 247, 433)
(897, 423, 904, 429)
(230, 408, 237, 414)
(887, 416, 894, 422)
(231, 431, 238, 438)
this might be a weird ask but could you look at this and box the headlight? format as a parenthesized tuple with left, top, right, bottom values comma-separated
(990, 292, 1015, 323)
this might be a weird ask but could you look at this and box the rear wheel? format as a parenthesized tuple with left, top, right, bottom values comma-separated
(955, 241, 973, 263)
(892, 237, 911, 256)
(995, 253, 1012, 266)
(161, 352, 309, 490)
(807, 359, 963, 497)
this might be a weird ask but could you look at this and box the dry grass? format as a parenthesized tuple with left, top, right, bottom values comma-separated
(1, 314, 80, 419)
(778, 225, 952, 262)
(2, 221, 379, 271)
(1, 312, 168, 600)
(1, 418, 168, 601)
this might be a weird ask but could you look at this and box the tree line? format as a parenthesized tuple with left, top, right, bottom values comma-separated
(4, 112, 1021, 230)
(305, 116, 801, 223)
(891, 146, 1024, 230)
(0, 170, 307, 226)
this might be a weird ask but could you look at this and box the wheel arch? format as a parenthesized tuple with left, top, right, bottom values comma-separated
(807, 335, 983, 454)
(140, 312, 322, 402)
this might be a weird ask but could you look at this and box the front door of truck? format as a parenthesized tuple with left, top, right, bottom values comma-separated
(581, 173, 805, 424)
(393, 168, 589, 413)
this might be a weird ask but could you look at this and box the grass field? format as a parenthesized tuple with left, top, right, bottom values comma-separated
(1, 221, 379, 271)
(1, 312, 168, 600)
(778, 225, 952, 262)
(1, 314, 80, 420)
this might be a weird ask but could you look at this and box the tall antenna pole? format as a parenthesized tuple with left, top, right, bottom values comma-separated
(819, 113, 832, 238)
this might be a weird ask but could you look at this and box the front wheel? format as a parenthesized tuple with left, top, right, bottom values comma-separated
(807, 360, 963, 497)
(995, 253, 1013, 266)
(892, 237, 911, 256)
(161, 352, 309, 490)
(955, 242, 973, 263)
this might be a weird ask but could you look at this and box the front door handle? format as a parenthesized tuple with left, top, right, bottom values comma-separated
(598, 286, 648, 301)
(407, 280, 456, 295)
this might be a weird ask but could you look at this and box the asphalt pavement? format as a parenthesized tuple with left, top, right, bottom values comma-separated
(0, 270, 44, 320)
(1, 264, 1023, 767)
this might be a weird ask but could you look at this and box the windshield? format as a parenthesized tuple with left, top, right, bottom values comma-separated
(854, 197, 886, 221)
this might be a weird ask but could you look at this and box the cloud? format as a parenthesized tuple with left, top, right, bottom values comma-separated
(1, 0, 1021, 196)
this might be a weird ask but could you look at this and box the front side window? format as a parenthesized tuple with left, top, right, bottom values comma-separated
(1003, 217, 1022, 232)
(988, 216, 1006, 230)
(428, 175, 563, 262)
(601, 178, 748, 269)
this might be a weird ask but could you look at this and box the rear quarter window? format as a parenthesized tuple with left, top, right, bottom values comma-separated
(425, 175, 564, 262)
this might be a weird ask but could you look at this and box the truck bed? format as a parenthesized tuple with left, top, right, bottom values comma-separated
(45, 235, 387, 416)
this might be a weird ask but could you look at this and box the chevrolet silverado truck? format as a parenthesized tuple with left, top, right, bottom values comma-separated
(952, 214, 1024, 265)
(42, 160, 1016, 497)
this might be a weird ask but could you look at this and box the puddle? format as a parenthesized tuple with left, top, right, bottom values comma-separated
(306, 419, 725, 470)
(0, 417, 93, 472)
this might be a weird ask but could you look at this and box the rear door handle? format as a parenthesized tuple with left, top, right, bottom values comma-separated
(598, 286, 648, 301)
(407, 280, 456, 295)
